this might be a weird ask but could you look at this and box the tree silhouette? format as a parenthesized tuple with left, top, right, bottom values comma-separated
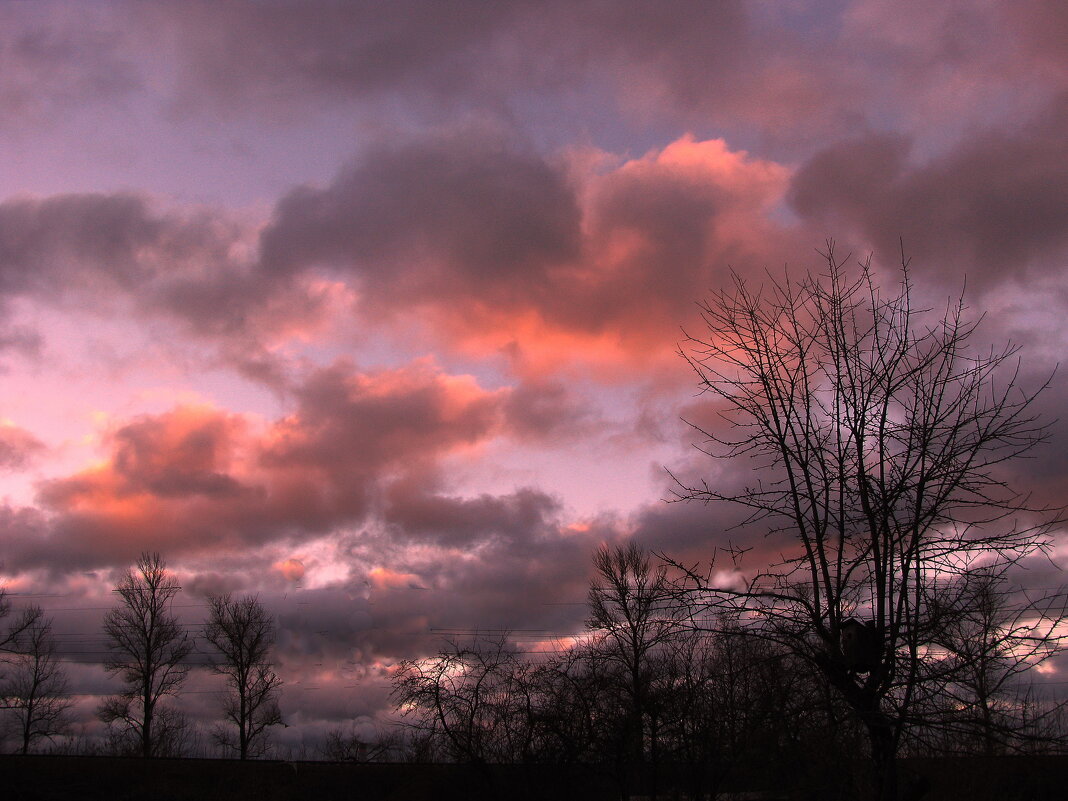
(203, 593, 282, 759)
(672, 244, 1061, 800)
(586, 543, 682, 799)
(392, 635, 531, 765)
(99, 552, 192, 758)
(921, 568, 1067, 755)
(0, 587, 42, 659)
(2, 612, 72, 753)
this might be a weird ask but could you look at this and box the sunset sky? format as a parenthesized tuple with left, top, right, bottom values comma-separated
(2, 1, 1068, 752)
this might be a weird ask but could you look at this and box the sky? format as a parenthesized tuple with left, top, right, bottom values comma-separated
(2, 0, 1068, 754)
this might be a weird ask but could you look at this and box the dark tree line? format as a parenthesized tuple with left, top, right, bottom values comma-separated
(392, 543, 1067, 800)
(0, 553, 284, 758)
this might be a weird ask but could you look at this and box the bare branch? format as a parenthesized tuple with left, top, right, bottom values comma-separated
(203, 593, 283, 759)
(673, 246, 1062, 800)
(98, 552, 192, 758)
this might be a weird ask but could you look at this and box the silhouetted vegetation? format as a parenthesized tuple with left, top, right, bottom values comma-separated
(387, 251, 1067, 799)
(670, 246, 1066, 799)
(98, 552, 193, 757)
(204, 593, 283, 759)
(388, 544, 1066, 799)
(0, 538, 1064, 798)
(1, 612, 71, 753)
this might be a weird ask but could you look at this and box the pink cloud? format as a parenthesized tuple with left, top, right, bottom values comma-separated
(274, 557, 306, 582)
(256, 129, 800, 375)
(0, 421, 45, 471)
(9, 359, 595, 573)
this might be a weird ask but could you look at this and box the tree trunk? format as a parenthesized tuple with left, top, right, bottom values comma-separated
(240, 690, 248, 759)
(865, 715, 897, 801)
(143, 693, 154, 758)
(649, 712, 659, 801)
(21, 701, 32, 755)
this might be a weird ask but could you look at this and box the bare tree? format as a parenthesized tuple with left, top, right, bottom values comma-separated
(203, 593, 282, 759)
(318, 722, 403, 762)
(2, 612, 72, 753)
(101, 703, 198, 758)
(392, 635, 533, 765)
(587, 543, 683, 800)
(921, 568, 1067, 755)
(526, 646, 601, 766)
(671, 245, 1060, 800)
(0, 587, 45, 746)
(99, 552, 192, 758)
(0, 587, 42, 657)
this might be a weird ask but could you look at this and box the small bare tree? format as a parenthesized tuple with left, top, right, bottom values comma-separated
(392, 635, 533, 764)
(203, 593, 282, 759)
(2, 612, 72, 753)
(99, 552, 192, 758)
(672, 245, 1060, 800)
(922, 568, 1067, 755)
(0, 587, 45, 746)
(318, 722, 403, 762)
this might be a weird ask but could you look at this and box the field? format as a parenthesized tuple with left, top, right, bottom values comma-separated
(2, 754, 1067, 801)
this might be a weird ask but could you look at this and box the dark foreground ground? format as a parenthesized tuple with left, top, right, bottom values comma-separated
(2, 753, 1066, 801)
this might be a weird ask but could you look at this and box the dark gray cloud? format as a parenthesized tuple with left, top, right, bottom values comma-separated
(0, 191, 315, 378)
(147, 0, 527, 111)
(0, 193, 176, 293)
(144, 1, 769, 118)
(500, 379, 595, 441)
(1002, 1, 1068, 74)
(0, 6, 139, 124)
(383, 483, 562, 548)
(789, 94, 1068, 290)
(0, 503, 49, 571)
(0, 191, 252, 310)
(259, 126, 583, 306)
(255, 126, 804, 354)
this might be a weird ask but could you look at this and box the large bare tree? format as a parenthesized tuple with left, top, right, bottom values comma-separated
(672, 245, 1060, 800)
(203, 593, 282, 759)
(99, 552, 192, 757)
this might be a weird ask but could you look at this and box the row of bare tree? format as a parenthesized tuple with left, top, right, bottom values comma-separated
(392, 543, 1067, 800)
(0, 553, 282, 759)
